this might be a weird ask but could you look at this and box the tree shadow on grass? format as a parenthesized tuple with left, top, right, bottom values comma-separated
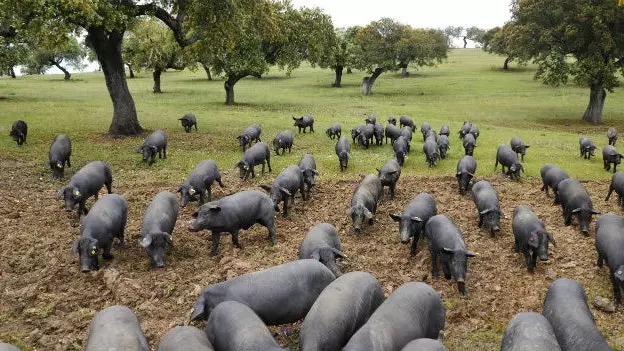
(487, 66, 534, 73)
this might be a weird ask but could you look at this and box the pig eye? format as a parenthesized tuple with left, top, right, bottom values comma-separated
(192, 212, 198, 218)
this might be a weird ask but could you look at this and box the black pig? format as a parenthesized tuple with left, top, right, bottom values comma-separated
(347, 174, 382, 233)
(140, 191, 178, 269)
(235, 142, 271, 180)
(237, 124, 262, 151)
(179, 160, 224, 206)
(260, 165, 306, 217)
(602, 145, 624, 173)
(178, 113, 197, 133)
(595, 213, 624, 306)
(48, 134, 72, 179)
(326, 124, 342, 140)
(391, 193, 437, 256)
(188, 190, 277, 256)
(557, 178, 599, 235)
(293, 115, 315, 133)
(299, 223, 345, 277)
(56, 161, 113, 221)
(272, 130, 294, 155)
(456, 155, 477, 195)
(605, 171, 624, 209)
(512, 205, 556, 272)
(425, 215, 476, 296)
(336, 136, 351, 171)
(136, 129, 167, 165)
(9, 120, 27, 145)
(72, 194, 127, 272)
(377, 159, 401, 198)
(471, 180, 503, 236)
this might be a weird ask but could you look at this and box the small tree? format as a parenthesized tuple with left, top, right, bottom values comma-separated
(318, 27, 359, 87)
(481, 25, 519, 70)
(124, 19, 188, 93)
(465, 26, 486, 48)
(509, 0, 624, 124)
(24, 36, 86, 80)
(0, 36, 27, 78)
(354, 18, 449, 95)
(444, 26, 464, 48)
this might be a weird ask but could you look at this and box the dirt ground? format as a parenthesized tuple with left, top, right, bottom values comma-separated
(1, 159, 623, 351)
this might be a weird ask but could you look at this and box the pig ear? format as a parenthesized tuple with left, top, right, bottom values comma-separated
(236, 135, 242, 140)
(164, 233, 173, 246)
(376, 168, 381, 174)
(498, 210, 505, 217)
(207, 203, 221, 211)
(56, 186, 67, 200)
(410, 216, 423, 222)
(525, 145, 530, 148)
(479, 208, 492, 215)
(279, 187, 292, 197)
(547, 232, 557, 247)
(190, 301, 206, 321)
(292, 116, 297, 121)
(390, 214, 402, 222)
(331, 248, 346, 259)
(465, 251, 477, 258)
(234, 161, 242, 168)
(455, 171, 461, 178)
(71, 239, 80, 253)
(591, 209, 600, 215)
(139, 234, 152, 248)
(441, 247, 454, 255)
(346, 207, 354, 216)
(359, 173, 366, 179)
(310, 250, 321, 261)
(260, 185, 272, 193)
(363, 208, 373, 219)
(177, 186, 184, 193)
(312, 169, 319, 175)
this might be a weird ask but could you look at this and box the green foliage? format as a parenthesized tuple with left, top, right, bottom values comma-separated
(509, 0, 624, 122)
(0, 36, 28, 74)
(23, 36, 87, 76)
(353, 18, 448, 74)
(465, 26, 486, 47)
(123, 18, 187, 73)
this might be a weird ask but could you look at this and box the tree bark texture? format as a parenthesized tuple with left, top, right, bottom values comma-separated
(127, 64, 135, 78)
(52, 61, 71, 80)
(582, 84, 606, 124)
(503, 57, 510, 70)
(463, 36, 468, 48)
(153, 69, 162, 93)
(224, 77, 238, 105)
(333, 65, 343, 87)
(89, 28, 142, 136)
(401, 66, 409, 77)
(361, 68, 384, 96)
(202, 63, 213, 80)
(9, 67, 15, 78)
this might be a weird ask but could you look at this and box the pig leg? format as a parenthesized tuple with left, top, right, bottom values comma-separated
(410, 233, 419, 257)
(210, 232, 221, 256)
(478, 214, 483, 228)
(282, 198, 289, 217)
(217, 177, 225, 188)
(430, 249, 439, 278)
(158, 149, 162, 159)
(311, 125, 314, 133)
(613, 163, 617, 173)
(513, 238, 519, 253)
(596, 253, 604, 267)
(563, 210, 572, 226)
(103, 242, 114, 259)
(206, 187, 212, 203)
(299, 184, 306, 201)
(261, 161, 266, 175)
(163, 146, 167, 159)
(261, 217, 277, 245)
(609, 272, 621, 305)
(266, 157, 272, 173)
(390, 184, 396, 199)
(524, 252, 533, 272)
(231, 230, 242, 249)
(441, 256, 452, 280)
(67, 157, 71, 168)
(199, 191, 206, 205)
(105, 181, 112, 194)
(606, 185, 614, 201)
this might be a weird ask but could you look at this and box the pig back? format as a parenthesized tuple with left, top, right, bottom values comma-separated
(86, 305, 149, 351)
(141, 192, 178, 235)
(157, 326, 214, 351)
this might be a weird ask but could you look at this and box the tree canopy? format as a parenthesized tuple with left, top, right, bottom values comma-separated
(123, 19, 189, 93)
(317, 27, 360, 87)
(23, 36, 87, 80)
(354, 18, 448, 95)
(481, 24, 523, 70)
(508, 0, 624, 124)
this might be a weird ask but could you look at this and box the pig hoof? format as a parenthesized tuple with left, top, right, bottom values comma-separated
(103, 254, 113, 260)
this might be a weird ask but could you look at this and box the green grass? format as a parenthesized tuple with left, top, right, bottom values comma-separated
(1, 48, 624, 181)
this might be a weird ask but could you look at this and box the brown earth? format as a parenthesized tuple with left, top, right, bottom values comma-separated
(1, 160, 623, 350)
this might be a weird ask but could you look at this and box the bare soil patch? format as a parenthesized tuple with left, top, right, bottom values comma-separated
(0, 160, 622, 350)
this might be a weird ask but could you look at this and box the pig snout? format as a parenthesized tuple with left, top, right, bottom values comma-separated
(539, 254, 549, 261)
(492, 225, 500, 233)
(400, 229, 411, 244)
(81, 266, 91, 273)
(188, 219, 200, 232)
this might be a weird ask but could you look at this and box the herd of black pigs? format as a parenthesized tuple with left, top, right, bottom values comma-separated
(3, 115, 624, 351)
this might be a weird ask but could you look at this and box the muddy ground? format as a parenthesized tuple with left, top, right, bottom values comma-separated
(1, 159, 623, 351)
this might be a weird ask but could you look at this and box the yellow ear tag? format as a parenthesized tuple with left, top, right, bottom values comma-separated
(74, 190, 81, 197)
(189, 188, 196, 195)
(91, 249, 96, 255)
(57, 162, 63, 168)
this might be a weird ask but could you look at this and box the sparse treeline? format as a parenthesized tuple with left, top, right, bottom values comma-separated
(479, 0, 624, 125)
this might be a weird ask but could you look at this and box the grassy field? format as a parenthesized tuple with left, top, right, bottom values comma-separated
(1, 49, 624, 351)
(1, 48, 624, 181)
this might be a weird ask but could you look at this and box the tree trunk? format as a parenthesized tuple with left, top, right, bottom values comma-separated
(401, 66, 409, 77)
(153, 69, 162, 93)
(127, 64, 135, 78)
(347, 67, 352, 74)
(582, 84, 606, 124)
(201, 63, 212, 80)
(361, 68, 384, 96)
(224, 77, 239, 105)
(52, 61, 71, 80)
(463, 36, 468, 48)
(333, 65, 343, 87)
(89, 28, 142, 136)
(9, 66, 15, 78)
(503, 57, 510, 70)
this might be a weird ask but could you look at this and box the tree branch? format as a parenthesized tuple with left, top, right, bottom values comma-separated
(136, 1, 198, 47)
